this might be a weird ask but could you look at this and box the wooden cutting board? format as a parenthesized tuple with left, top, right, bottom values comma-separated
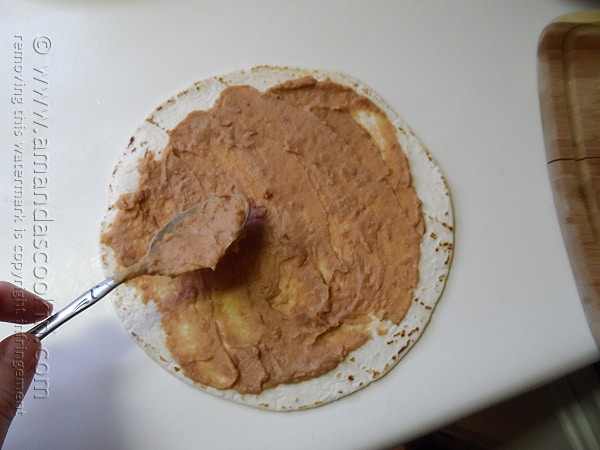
(538, 11, 600, 346)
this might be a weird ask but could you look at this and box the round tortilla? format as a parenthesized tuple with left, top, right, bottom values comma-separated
(100, 66, 453, 411)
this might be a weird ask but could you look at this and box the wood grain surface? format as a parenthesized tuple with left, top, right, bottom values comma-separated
(538, 11, 600, 346)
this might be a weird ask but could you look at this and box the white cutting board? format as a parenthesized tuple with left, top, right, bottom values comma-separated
(0, 1, 597, 449)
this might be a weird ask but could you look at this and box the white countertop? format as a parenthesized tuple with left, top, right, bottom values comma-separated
(1, 1, 598, 449)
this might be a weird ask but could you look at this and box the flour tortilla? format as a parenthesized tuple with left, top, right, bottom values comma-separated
(100, 66, 453, 411)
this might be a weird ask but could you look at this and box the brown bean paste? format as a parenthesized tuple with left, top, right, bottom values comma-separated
(101, 77, 424, 394)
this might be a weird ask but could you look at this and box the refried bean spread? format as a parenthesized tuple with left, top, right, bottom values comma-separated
(101, 77, 424, 394)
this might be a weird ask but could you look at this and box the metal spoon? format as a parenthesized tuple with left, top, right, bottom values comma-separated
(27, 194, 251, 340)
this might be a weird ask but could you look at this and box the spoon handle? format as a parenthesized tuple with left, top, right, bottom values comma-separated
(27, 275, 123, 340)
